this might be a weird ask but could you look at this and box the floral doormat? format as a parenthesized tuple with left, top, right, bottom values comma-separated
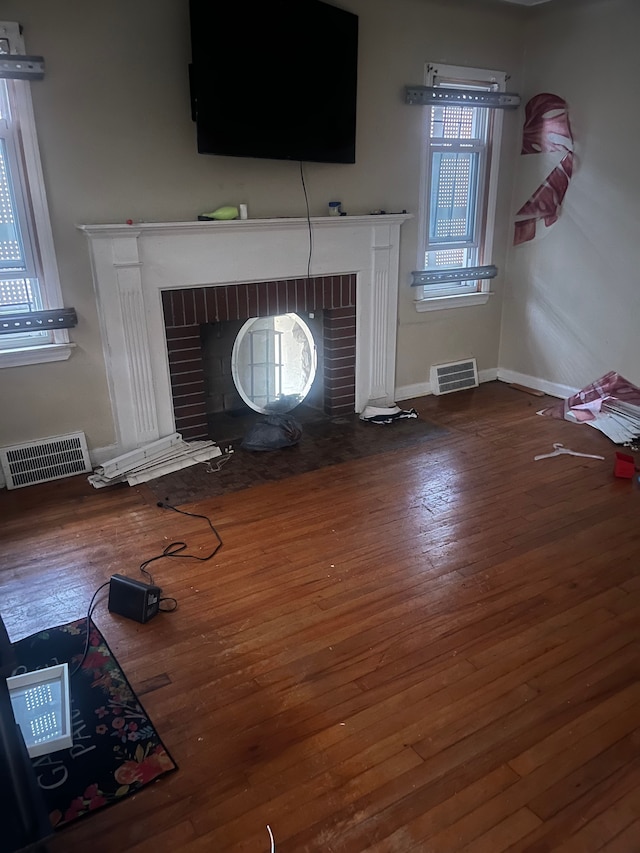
(11, 618, 177, 830)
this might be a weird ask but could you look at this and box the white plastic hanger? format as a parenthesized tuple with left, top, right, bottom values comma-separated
(534, 443, 605, 461)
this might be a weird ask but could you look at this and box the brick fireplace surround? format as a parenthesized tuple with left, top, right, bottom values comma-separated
(162, 275, 357, 440)
(80, 215, 410, 456)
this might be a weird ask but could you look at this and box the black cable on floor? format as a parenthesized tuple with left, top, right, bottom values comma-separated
(69, 580, 110, 678)
(70, 503, 222, 675)
(139, 501, 223, 585)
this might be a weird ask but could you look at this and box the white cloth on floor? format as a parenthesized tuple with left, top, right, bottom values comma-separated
(359, 404, 418, 424)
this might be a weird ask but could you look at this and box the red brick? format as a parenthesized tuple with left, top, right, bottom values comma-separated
(194, 288, 206, 323)
(277, 279, 288, 314)
(244, 282, 257, 317)
(172, 402, 207, 419)
(161, 290, 174, 325)
(177, 424, 209, 440)
(295, 279, 308, 312)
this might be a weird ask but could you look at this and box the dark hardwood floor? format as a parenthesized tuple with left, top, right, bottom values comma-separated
(1, 381, 639, 852)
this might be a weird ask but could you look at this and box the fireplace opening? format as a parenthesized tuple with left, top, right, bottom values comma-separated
(201, 312, 326, 442)
(230, 313, 319, 414)
(162, 275, 357, 443)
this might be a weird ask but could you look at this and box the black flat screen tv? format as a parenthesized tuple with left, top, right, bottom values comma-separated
(189, 0, 358, 164)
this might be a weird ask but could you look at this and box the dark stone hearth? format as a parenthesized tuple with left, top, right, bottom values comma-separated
(145, 409, 449, 505)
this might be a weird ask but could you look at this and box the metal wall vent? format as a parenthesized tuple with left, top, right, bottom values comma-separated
(0, 432, 91, 489)
(430, 358, 479, 395)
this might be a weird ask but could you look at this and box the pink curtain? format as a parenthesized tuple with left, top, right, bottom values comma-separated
(539, 371, 640, 422)
(514, 93, 574, 245)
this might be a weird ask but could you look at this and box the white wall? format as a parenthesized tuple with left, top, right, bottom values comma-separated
(0, 0, 525, 454)
(500, 0, 640, 391)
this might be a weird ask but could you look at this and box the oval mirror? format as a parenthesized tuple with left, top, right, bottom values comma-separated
(231, 313, 317, 414)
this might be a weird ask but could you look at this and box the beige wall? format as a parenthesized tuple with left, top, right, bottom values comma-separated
(0, 0, 525, 454)
(500, 0, 640, 390)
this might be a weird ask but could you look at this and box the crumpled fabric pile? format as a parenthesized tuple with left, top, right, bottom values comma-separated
(359, 404, 418, 425)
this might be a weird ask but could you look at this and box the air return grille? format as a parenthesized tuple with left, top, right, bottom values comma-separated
(0, 432, 91, 489)
(430, 358, 479, 395)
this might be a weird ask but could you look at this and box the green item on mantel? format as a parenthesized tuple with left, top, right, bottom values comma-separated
(199, 206, 239, 221)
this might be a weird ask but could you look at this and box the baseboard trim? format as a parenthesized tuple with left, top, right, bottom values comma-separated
(90, 444, 119, 468)
(479, 368, 499, 384)
(395, 382, 431, 401)
(496, 369, 576, 400)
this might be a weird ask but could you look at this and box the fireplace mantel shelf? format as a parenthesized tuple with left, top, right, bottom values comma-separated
(80, 214, 411, 454)
(78, 213, 410, 238)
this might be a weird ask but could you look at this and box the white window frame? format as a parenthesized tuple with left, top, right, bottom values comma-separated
(0, 22, 72, 366)
(414, 63, 506, 312)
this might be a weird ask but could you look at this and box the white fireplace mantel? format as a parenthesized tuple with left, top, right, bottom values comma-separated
(79, 214, 411, 454)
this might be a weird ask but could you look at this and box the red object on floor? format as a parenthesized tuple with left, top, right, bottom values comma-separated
(614, 452, 636, 479)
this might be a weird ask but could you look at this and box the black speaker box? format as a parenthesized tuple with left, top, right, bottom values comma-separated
(108, 574, 161, 624)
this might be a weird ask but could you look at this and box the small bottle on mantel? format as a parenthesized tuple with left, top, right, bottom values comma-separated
(328, 201, 342, 216)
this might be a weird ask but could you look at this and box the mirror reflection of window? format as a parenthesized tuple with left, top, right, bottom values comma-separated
(231, 313, 317, 414)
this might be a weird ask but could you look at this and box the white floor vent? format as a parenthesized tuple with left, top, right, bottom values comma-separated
(0, 432, 91, 489)
(430, 358, 479, 395)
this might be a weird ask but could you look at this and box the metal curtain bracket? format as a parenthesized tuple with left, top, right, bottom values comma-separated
(411, 265, 498, 287)
(0, 55, 45, 80)
(404, 86, 520, 109)
(0, 308, 77, 334)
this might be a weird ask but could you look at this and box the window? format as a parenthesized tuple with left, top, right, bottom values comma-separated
(0, 22, 71, 365)
(414, 64, 506, 310)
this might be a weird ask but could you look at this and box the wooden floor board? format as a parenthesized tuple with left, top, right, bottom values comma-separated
(509, 686, 640, 779)
(600, 818, 640, 852)
(1, 381, 638, 852)
(363, 764, 520, 853)
(527, 727, 640, 822)
(447, 711, 640, 848)
(504, 761, 640, 852)
(451, 807, 543, 853)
